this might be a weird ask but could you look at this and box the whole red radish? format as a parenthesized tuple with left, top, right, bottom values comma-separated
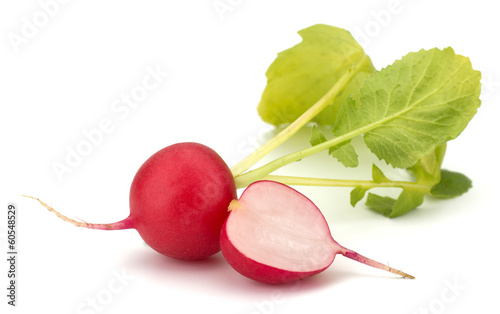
(27, 142, 237, 260)
(129, 142, 237, 259)
(220, 180, 413, 284)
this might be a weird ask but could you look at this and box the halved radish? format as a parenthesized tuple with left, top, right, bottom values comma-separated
(220, 180, 414, 284)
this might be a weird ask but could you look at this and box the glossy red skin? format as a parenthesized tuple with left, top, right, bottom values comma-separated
(129, 142, 237, 260)
(220, 217, 333, 284)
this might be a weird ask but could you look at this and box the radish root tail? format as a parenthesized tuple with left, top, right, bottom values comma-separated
(341, 247, 415, 279)
(23, 195, 132, 231)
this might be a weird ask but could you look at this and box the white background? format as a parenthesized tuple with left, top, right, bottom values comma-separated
(1, 0, 499, 313)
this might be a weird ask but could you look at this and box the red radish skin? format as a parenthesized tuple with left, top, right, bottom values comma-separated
(220, 221, 330, 284)
(220, 180, 414, 284)
(26, 142, 237, 260)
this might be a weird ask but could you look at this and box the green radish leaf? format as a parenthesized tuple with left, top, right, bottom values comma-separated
(430, 170, 472, 198)
(310, 125, 358, 167)
(309, 125, 327, 146)
(407, 143, 447, 185)
(350, 187, 367, 207)
(309, 125, 332, 153)
(333, 47, 481, 169)
(329, 142, 359, 167)
(366, 186, 427, 218)
(390, 187, 427, 217)
(372, 164, 390, 183)
(365, 194, 396, 217)
(366, 145, 448, 217)
(257, 24, 375, 126)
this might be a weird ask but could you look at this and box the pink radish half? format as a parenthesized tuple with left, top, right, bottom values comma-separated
(220, 180, 414, 284)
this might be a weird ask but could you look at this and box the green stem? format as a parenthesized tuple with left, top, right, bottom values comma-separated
(230, 54, 370, 177)
(233, 126, 368, 188)
(236, 174, 431, 190)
